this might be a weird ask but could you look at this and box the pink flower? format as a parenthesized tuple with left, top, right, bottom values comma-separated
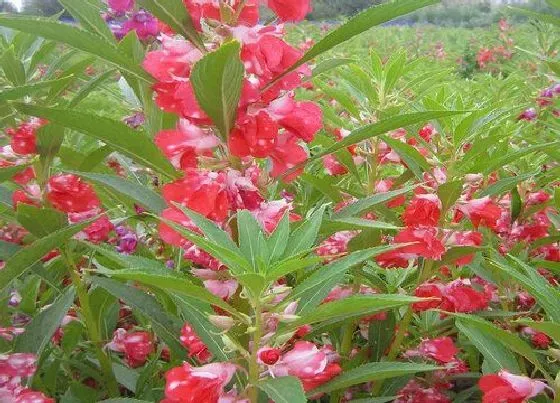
(108, 0, 134, 14)
(163, 362, 237, 403)
(0, 353, 37, 378)
(395, 380, 451, 403)
(402, 194, 442, 228)
(479, 371, 547, 403)
(122, 10, 159, 41)
(143, 35, 202, 82)
(155, 119, 219, 170)
(316, 231, 358, 261)
(418, 124, 437, 142)
(250, 200, 290, 233)
(445, 230, 483, 266)
(267, 0, 312, 22)
(441, 279, 490, 313)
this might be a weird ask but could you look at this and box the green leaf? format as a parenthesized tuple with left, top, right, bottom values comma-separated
(0, 46, 26, 85)
(257, 377, 306, 403)
(369, 312, 396, 361)
(96, 266, 243, 320)
(322, 217, 400, 234)
(0, 15, 151, 82)
(37, 123, 65, 163)
(380, 135, 430, 179)
(310, 58, 355, 79)
(479, 172, 536, 197)
(286, 206, 326, 257)
(454, 314, 547, 377)
(173, 293, 230, 361)
(70, 172, 166, 214)
(67, 69, 116, 108)
(455, 318, 519, 373)
(190, 41, 244, 139)
(291, 295, 420, 329)
(291, 245, 397, 314)
(12, 103, 177, 179)
(92, 277, 187, 358)
(309, 362, 440, 395)
(333, 186, 414, 219)
(272, 0, 439, 84)
(237, 210, 267, 272)
(100, 400, 152, 403)
(266, 213, 290, 265)
(16, 205, 67, 238)
(307, 111, 465, 166)
(437, 180, 463, 212)
(15, 286, 76, 354)
(137, 0, 204, 51)
(0, 221, 90, 292)
(59, 0, 115, 43)
(0, 77, 74, 102)
(511, 186, 522, 223)
(546, 0, 560, 8)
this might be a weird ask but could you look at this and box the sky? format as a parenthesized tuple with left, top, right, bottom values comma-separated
(8, 0, 22, 10)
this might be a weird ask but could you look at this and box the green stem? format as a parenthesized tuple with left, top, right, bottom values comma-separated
(248, 300, 262, 403)
(63, 250, 119, 397)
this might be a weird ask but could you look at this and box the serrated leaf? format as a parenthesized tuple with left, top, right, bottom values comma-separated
(13, 103, 177, 179)
(266, 213, 290, 266)
(191, 41, 244, 139)
(0, 77, 74, 102)
(0, 15, 151, 81)
(15, 286, 75, 354)
(286, 206, 326, 257)
(0, 221, 89, 292)
(369, 312, 396, 361)
(272, 0, 440, 84)
(16, 205, 67, 238)
(291, 245, 397, 314)
(0, 46, 25, 85)
(479, 172, 536, 197)
(305, 111, 466, 166)
(92, 277, 186, 358)
(321, 218, 400, 234)
(437, 180, 463, 212)
(333, 186, 415, 219)
(237, 210, 267, 271)
(290, 294, 420, 329)
(37, 123, 65, 163)
(257, 377, 306, 403)
(59, 0, 115, 43)
(455, 318, 519, 373)
(137, 0, 204, 51)
(380, 134, 430, 179)
(309, 362, 440, 395)
(70, 172, 166, 214)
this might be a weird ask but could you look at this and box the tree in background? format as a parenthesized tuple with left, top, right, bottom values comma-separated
(308, 0, 381, 20)
(0, 1, 17, 13)
(22, 0, 62, 16)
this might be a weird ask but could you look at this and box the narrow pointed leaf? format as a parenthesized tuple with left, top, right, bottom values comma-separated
(258, 377, 306, 403)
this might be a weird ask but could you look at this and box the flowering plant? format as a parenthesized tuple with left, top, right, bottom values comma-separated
(0, 0, 559, 402)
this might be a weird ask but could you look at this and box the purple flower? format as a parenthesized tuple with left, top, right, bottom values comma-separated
(122, 10, 159, 41)
(123, 112, 145, 128)
(116, 226, 138, 254)
(518, 108, 537, 122)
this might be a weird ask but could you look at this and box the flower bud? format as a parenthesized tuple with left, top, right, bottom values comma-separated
(209, 315, 234, 331)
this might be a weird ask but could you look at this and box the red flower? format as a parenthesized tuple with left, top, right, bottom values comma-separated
(242, 35, 301, 82)
(180, 323, 212, 363)
(395, 380, 451, 403)
(376, 227, 445, 268)
(402, 194, 442, 228)
(162, 170, 229, 222)
(479, 371, 547, 403)
(163, 362, 237, 403)
(413, 283, 444, 312)
(12, 167, 35, 186)
(458, 197, 502, 231)
(405, 337, 459, 363)
(267, 0, 312, 22)
(269, 134, 307, 182)
(122, 331, 154, 368)
(418, 124, 437, 142)
(6, 120, 44, 155)
(82, 215, 114, 244)
(46, 174, 100, 213)
(229, 111, 279, 158)
(258, 347, 281, 365)
(441, 279, 489, 313)
(445, 230, 483, 266)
